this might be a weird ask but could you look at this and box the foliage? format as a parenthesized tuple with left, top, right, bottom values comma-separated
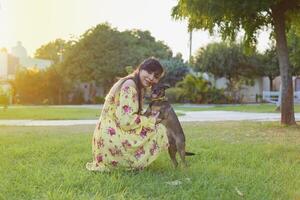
(287, 26, 300, 75)
(34, 39, 73, 65)
(43, 66, 70, 104)
(206, 87, 228, 104)
(61, 23, 172, 92)
(255, 25, 300, 86)
(125, 66, 134, 75)
(0, 87, 9, 109)
(194, 42, 257, 102)
(176, 74, 210, 103)
(13, 67, 44, 104)
(12, 67, 69, 104)
(254, 46, 280, 91)
(172, 0, 298, 50)
(172, 0, 300, 124)
(160, 53, 190, 87)
(194, 42, 256, 79)
(175, 74, 227, 103)
(94, 96, 105, 104)
(165, 87, 185, 103)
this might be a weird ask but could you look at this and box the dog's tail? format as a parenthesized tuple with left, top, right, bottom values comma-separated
(185, 151, 195, 156)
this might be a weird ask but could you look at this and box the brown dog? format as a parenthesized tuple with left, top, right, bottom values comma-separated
(144, 84, 195, 167)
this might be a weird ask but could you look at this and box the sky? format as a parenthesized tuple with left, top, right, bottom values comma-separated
(0, 0, 271, 61)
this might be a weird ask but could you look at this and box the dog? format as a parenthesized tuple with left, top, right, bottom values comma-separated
(144, 83, 195, 167)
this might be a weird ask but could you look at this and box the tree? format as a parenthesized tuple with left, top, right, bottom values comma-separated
(12, 67, 68, 104)
(172, 0, 300, 125)
(256, 47, 280, 91)
(34, 39, 72, 65)
(61, 23, 172, 92)
(34, 39, 74, 104)
(288, 26, 300, 75)
(160, 53, 190, 87)
(43, 66, 69, 104)
(194, 42, 256, 101)
(0, 86, 9, 110)
(13, 67, 45, 104)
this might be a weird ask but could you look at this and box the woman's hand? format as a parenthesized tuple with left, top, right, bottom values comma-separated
(153, 111, 162, 124)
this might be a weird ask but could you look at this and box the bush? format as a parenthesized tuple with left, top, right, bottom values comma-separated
(94, 96, 105, 104)
(0, 88, 9, 110)
(173, 74, 232, 104)
(176, 74, 211, 103)
(206, 88, 229, 104)
(70, 90, 85, 105)
(42, 98, 50, 105)
(165, 87, 185, 103)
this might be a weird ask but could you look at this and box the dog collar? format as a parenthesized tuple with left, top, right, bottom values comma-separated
(151, 97, 168, 102)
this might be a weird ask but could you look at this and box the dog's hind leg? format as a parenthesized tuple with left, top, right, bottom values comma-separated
(168, 144, 178, 168)
(177, 142, 188, 167)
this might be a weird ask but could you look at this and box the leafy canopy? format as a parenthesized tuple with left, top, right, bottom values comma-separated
(61, 23, 172, 90)
(172, 0, 299, 49)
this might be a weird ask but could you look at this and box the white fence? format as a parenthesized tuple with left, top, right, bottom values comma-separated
(263, 91, 300, 104)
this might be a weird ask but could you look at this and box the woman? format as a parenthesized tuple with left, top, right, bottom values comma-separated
(86, 57, 169, 172)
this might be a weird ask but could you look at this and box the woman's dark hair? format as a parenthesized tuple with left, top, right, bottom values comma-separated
(123, 57, 164, 114)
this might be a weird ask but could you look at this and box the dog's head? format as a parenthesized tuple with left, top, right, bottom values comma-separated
(148, 83, 171, 120)
(151, 83, 170, 99)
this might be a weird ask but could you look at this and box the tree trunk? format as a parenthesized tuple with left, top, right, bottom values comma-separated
(269, 76, 273, 91)
(272, 7, 296, 125)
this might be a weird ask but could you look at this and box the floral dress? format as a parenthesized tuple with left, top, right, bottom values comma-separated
(86, 79, 169, 172)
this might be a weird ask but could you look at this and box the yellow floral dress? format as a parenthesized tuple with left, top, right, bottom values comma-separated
(86, 79, 169, 172)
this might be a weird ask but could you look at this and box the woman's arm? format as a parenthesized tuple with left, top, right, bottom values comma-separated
(115, 80, 156, 131)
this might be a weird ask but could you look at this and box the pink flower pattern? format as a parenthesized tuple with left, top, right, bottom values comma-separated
(96, 138, 104, 148)
(123, 86, 130, 93)
(134, 147, 145, 160)
(150, 141, 159, 155)
(132, 93, 137, 103)
(111, 160, 118, 167)
(121, 140, 132, 150)
(109, 147, 123, 156)
(122, 105, 132, 114)
(140, 127, 150, 138)
(135, 116, 141, 124)
(88, 81, 168, 171)
(96, 154, 103, 163)
(107, 127, 116, 136)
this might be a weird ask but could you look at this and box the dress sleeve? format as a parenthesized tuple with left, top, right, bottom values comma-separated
(115, 85, 156, 131)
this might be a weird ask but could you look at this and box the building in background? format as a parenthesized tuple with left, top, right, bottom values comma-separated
(0, 41, 52, 81)
(212, 75, 300, 103)
(0, 48, 18, 80)
(11, 41, 52, 70)
(0, 42, 53, 104)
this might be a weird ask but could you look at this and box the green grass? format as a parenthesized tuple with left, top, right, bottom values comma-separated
(0, 122, 299, 199)
(0, 106, 184, 120)
(0, 106, 101, 120)
(174, 103, 300, 113)
(0, 104, 299, 120)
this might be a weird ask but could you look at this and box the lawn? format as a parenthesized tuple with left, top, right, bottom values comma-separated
(174, 103, 300, 113)
(0, 106, 101, 120)
(0, 106, 184, 120)
(0, 122, 299, 199)
(1, 104, 300, 120)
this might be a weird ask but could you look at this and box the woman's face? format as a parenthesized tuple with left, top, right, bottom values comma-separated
(139, 69, 161, 88)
